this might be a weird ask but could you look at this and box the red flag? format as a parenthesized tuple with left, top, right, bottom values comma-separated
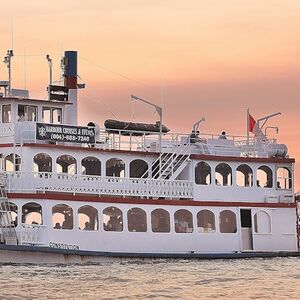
(249, 114, 256, 133)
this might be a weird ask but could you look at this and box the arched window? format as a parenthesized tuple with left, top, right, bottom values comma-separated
(174, 209, 193, 233)
(22, 202, 43, 225)
(276, 167, 292, 190)
(33, 153, 52, 172)
(56, 155, 76, 174)
(103, 206, 123, 232)
(257, 165, 273, 188)
(52, 204, 73, 230)
(127, 208, 147, 232)
(197, 210, 215, 233)
(219, 210, 237, 233)
(254, 211, 271, 233)
(82, 156, 101, 176)
(106, 158, 125, 177)
(236, 164, 253, 187)
(195, 162, 211, 185)
(130, 159, 148, 178)
(5, 153, 21, 171)
(215, 163, 232, 186)
(78, 205, 98, 231)
(151, 209, 170, 233)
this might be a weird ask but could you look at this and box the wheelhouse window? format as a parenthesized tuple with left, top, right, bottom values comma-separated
(195, 162, 211, 185)
(2, 104, 11, 123)
(257, 165, 273, 188)
(215, 163, 232, 186)
(106, 158, 125, 177)
(22, 202, 43, 225)
(127, 208, 147, 232)
(34, 153, 52, 172)
(103, 206, 123, 232)
(18, 105, 37, 122)
(174, 209, 193, 233)
(254, 211, 271, 234)
(197, 210, 215, 233)
(82, 156, 101, 176)
(219, 210, 237, 233)
(130, 159, 148, 178)
(52, 204, 73, 230)
(236, 164, 253, 187)
(78, 205, 98, 231)
(276, 166, 292, 190)
(42, 107, 62, 124)
(151, 209, 170, 233)
(56, 155, 76, 175)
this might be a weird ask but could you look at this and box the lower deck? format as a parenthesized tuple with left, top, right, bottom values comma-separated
(5, 193, 298, 255)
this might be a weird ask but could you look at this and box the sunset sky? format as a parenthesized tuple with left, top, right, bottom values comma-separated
(0, 0, 299, 190)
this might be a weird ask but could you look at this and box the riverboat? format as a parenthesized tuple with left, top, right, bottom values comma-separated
(0, 49, 299, 263)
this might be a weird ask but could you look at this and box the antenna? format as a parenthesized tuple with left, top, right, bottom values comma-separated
(3, 49, 14, 96)
(23, 48, 27, 89)
(11, 17, 14, 50)
(46, 54, 52, 100)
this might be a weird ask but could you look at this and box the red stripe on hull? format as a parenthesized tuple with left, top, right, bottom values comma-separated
(7, 192, 296, 208)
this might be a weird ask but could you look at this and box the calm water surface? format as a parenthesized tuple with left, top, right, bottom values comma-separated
(0, 257, 299, 299)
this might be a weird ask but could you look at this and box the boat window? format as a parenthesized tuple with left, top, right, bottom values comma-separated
(2, 104, 11, 123)
(219, 210, 237, 233)
(151, 209, 170, 233)
(33, 153, 52, 172)
(174, 209, 193, 233)
(103, 206, 123, 232)
(52, 204, 73, 230)
(236, 164, 253, 187)
(127, 208, 147, 232)
(197, 210, 215, 233)
(5, 153, 21, 171)
(0, 202, 18, 227)
(56, 155, 77, 175)
(276, 166, 292, 190)
(52, 108, 62, 124)
(78, 205, 98, 231)
(42, 107, 62, 124)
(215, 163, 232, 186)
(18, 105, 37, 122)
(82, 156, 101, 176)
(257, 165, 273, 188)
(195, 162, 211, 185)
(106, 158, 125, 177)
(254, 211, 271, 234)
(22, 202, 43, 225)
(130, 159, 148, 178)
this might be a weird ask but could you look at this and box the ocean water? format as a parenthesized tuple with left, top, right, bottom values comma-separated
(0, 257, 299, 299)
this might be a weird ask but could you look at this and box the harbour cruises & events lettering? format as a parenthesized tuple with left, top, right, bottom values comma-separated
(36, 123, 95, 144)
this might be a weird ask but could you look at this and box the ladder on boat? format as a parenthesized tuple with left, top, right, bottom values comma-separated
(0, 179, 18, 245)
(143, 141, 191, 180)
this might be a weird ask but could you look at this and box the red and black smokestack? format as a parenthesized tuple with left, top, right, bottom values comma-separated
(64, 51, 77, 89)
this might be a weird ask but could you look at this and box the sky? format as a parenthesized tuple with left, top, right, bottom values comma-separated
(0, 0, 299, 190)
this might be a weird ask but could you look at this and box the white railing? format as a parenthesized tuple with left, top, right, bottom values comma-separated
(4, 172, 193, 199)
(0, 121, 277, 158)
(20, 223, 46, 245)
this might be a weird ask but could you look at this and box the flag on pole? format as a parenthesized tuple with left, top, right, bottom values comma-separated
(249, 113, 257, 133)
(248, 112, 264, 138)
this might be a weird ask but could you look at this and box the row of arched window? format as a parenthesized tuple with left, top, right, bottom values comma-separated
(1, 153, 293, 190)
(9, 202, 271, 234)
(195, 162, 292, 189)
